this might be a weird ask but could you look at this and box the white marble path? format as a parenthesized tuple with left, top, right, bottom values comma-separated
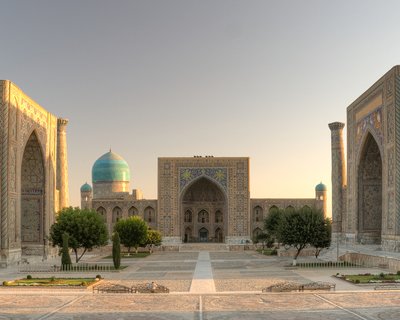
(189, 251, 216, 293)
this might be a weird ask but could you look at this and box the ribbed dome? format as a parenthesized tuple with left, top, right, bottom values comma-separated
(80, 182, 92, 192)
(92, 151, 130, 183)
(315, 182, 327, 192)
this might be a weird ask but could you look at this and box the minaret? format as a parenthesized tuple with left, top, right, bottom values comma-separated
(57, 118, 69, 209)
(328, 122, 346, 235)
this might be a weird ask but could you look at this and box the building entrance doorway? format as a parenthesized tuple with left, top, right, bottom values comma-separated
(199, 228, 208, 242)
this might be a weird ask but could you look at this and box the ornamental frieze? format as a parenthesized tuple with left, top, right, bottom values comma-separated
(179, 167, 228, 192)
(356, 106, 383, 150)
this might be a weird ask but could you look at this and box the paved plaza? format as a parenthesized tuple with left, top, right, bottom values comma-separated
(0, 250, 399, 319)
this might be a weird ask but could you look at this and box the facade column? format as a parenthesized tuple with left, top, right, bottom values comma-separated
(328, 122, 346, 235)
(57, 118, 69, 209)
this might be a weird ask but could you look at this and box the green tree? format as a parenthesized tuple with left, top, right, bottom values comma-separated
(112, 232, 121, 269)
(278, 207, 327, 264)
(114, 216, 148, 253)
(311, 217, 332, 258)
(49, 207, 108, 263)
(61, 232, 72, 268)
(145, 229, 162, 253)
(264, 208, 283, 242)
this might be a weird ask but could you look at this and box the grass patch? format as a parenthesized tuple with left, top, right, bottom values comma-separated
(3, 277, 98, 287)
(338, 273, 400, 284)
(257, 248, 277, 256)
(104, 252, 151, 259)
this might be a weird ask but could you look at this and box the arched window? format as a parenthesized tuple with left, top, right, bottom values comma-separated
(253, 206, 263, 222)
(96, 206, 107, 222)
(286, 205, 295, 213)
(128, 206, 138, 216)
(184, 210, 192, 223)
(215, 210, 223, 223)
(144, 206, 154, 223)
(269, 205, 279, 214)
(215, 227, 223, 242)
(112, 206, 122, 223)
(198, 210, 209, 223)
(253, 227, 263, 239)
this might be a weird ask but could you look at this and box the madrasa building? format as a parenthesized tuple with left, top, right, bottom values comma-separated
(81, 152, 327, 245)
(0, 80, 69, 265)
(330, 65, 400, 252)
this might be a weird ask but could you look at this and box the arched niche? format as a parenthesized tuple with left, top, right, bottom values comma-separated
(357, 132, 382, 243)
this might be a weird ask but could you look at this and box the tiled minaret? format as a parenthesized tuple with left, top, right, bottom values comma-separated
(328, 122, 346, 235)
(57, 118, 69, 209)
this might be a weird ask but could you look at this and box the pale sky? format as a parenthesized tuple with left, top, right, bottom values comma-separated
(1, 0, 400, 214)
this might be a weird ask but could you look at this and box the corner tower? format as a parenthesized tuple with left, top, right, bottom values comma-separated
(315, 182, 327, 217)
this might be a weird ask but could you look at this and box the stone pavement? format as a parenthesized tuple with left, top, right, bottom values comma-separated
(190, 251, 216, 293)
(0, 250, 396, 319)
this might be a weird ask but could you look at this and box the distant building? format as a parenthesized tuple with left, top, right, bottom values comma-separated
(82, 152, 326, 244)
(0, 80, 69, 265)
(330, 65, 400, 251)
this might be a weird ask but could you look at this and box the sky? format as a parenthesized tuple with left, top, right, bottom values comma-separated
(1, 0, 400, 214)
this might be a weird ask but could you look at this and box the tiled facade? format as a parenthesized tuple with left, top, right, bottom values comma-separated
(0, 80, 69, 264)
(330, 65, 400, 251)
(82, 156, 326, 244)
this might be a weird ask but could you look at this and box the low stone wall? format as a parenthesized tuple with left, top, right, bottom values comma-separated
(340, 252, 400, 271)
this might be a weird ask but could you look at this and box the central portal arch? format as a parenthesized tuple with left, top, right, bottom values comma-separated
(21, 132, 45, 252)
(181, 177, 227, 243)
(357, 132, 382, 244)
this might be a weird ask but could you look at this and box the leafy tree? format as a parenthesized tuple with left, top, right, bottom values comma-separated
(112, 232, 121, 269)
(114, 216, 148, 253)
(253, 232, 273, 250)
(264, 208, 284, 242)
(278, 207, 327, 264)
(145, 229, 162, 253)
(61, 232, 72, 268)
(311, 217, 332, 258)
(50, 207, 108, 263)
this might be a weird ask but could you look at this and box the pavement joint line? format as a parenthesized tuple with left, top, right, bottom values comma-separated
(199, 295, 203, 320)
(36, 295, 85, 320)
(314, 293, 370, 320)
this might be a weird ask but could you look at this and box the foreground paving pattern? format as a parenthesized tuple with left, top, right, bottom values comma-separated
(0, 250, 395, 319)
(2, 291, 400, 319)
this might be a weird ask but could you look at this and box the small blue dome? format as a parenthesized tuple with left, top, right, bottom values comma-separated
(80, 182, 92, 192)
(315, 182, 327, 192)
(92, 151, 130, 183)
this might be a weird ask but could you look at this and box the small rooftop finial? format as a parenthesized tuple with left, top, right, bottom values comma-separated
(109, 147, 112, 152)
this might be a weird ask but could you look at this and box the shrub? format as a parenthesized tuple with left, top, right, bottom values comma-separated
(50, 276, 55, 282)
(379, 272, 385, 278)
(27, 275, 32, 280)
(95, 274, 102, 279)
(397, 270, 400, 276)
(355, 279, 360, 284)
(2, 281, 9, 286)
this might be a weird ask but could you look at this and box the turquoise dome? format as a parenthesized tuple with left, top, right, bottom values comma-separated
(315, 182, 327, 192)
(92, 151, 130, 183)
(80, 182, 92, 192)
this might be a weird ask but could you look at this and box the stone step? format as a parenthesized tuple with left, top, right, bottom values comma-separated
(179, 243, 230, 252)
